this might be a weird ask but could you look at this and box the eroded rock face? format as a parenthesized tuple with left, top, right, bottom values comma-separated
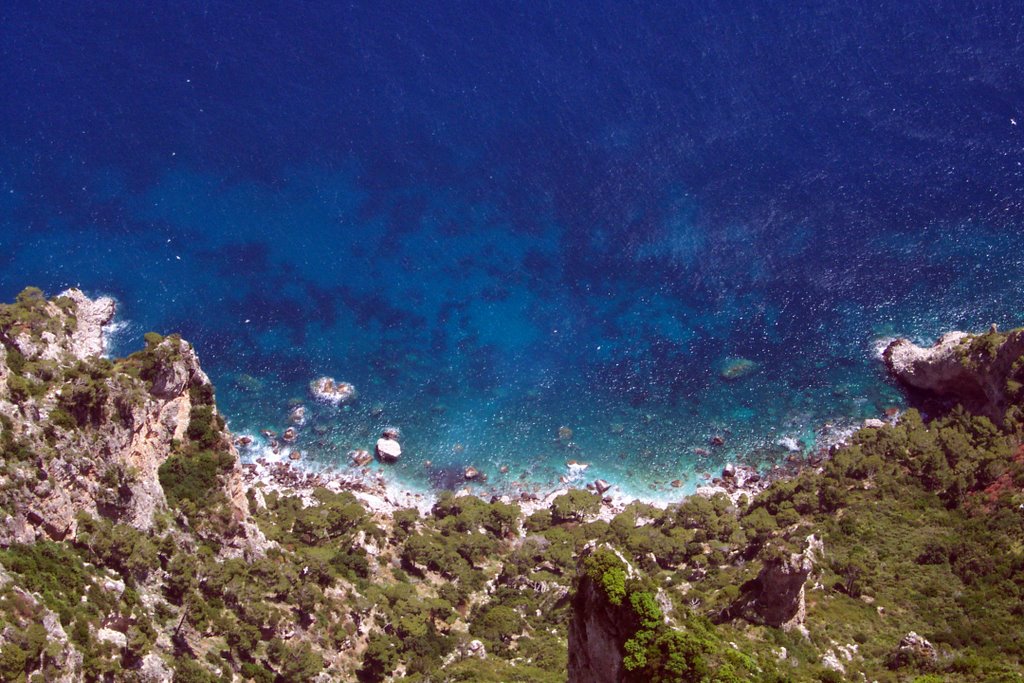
(883, 329, 1024, 421)
(734, 534, 823, 632)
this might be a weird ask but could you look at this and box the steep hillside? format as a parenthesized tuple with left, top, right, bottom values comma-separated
(0, 288, 1022, 683)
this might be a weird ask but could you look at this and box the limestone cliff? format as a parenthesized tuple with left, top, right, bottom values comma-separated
(884, 328, 1024, 422)
(0, 288, 259, 551)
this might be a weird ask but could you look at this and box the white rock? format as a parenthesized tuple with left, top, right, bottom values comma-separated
(60, 288, 117, 360)
(138, 653, 173, 683)
(862, 418, 886, 429)
(96, 627, 127, 650)
(375, 437, 402, 462)
(821, 649, 845, 674)
(102, 577, 126, 597)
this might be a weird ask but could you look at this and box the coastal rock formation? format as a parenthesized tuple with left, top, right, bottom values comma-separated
(733, 534, 823, 632)
(883, 328, 1024, 421)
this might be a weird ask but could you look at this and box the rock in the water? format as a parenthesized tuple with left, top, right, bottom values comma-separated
(382, 426, 401, 440)
(558, 425, 574, 441)
(593, 479, 611, 494)
(282, 427, 298, 442)
(289, 405, 306, 424)
(309, 376, 357, 404)
(375, 437, 402, 463)
(288, 450, 301, 461)
(722, 462, 736, 478)
(464, 466, 480, 481)
(349, 449, 372, 467)
(720, 357, 758, 380)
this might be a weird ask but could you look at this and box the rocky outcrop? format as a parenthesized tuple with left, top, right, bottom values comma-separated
(883, 328, 1024, 421)
(0, 290, 260, 551)
(732, 534, 823, 632)
(892, 631, 937, 666)
(567, 545, 637, 683)
(61, 288, 117, 359)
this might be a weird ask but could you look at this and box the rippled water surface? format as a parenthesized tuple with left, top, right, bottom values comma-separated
(2, 2, 1023, 497)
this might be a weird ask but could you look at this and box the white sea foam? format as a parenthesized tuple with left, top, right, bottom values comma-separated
(777, 436, 802, 452)
(872, 336, 897, 360)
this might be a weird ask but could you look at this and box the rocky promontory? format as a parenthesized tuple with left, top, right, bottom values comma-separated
(0, 288, 263, 550)
(884, 326, 1024, 421)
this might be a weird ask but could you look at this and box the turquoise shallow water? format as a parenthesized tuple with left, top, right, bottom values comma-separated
(2, 3, 1024, 500)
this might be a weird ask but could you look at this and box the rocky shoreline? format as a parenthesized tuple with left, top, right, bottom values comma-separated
(25, 287, 890, 526)
(234, 432, 854, 524)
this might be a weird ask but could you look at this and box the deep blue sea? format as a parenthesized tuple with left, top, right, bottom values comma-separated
(3, 2, 1023, 499)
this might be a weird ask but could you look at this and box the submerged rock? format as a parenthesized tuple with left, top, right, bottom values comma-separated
(720, 357, 758, 381)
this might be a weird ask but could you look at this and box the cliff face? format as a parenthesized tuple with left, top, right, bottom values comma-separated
(568, 577, 630, 683)
(567, 545, 637, 683)
(0, 288, 254, 546)
(884, 328, 1024, 421)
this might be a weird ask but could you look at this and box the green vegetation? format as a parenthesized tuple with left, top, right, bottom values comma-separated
(1, 291, 1024, 681)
